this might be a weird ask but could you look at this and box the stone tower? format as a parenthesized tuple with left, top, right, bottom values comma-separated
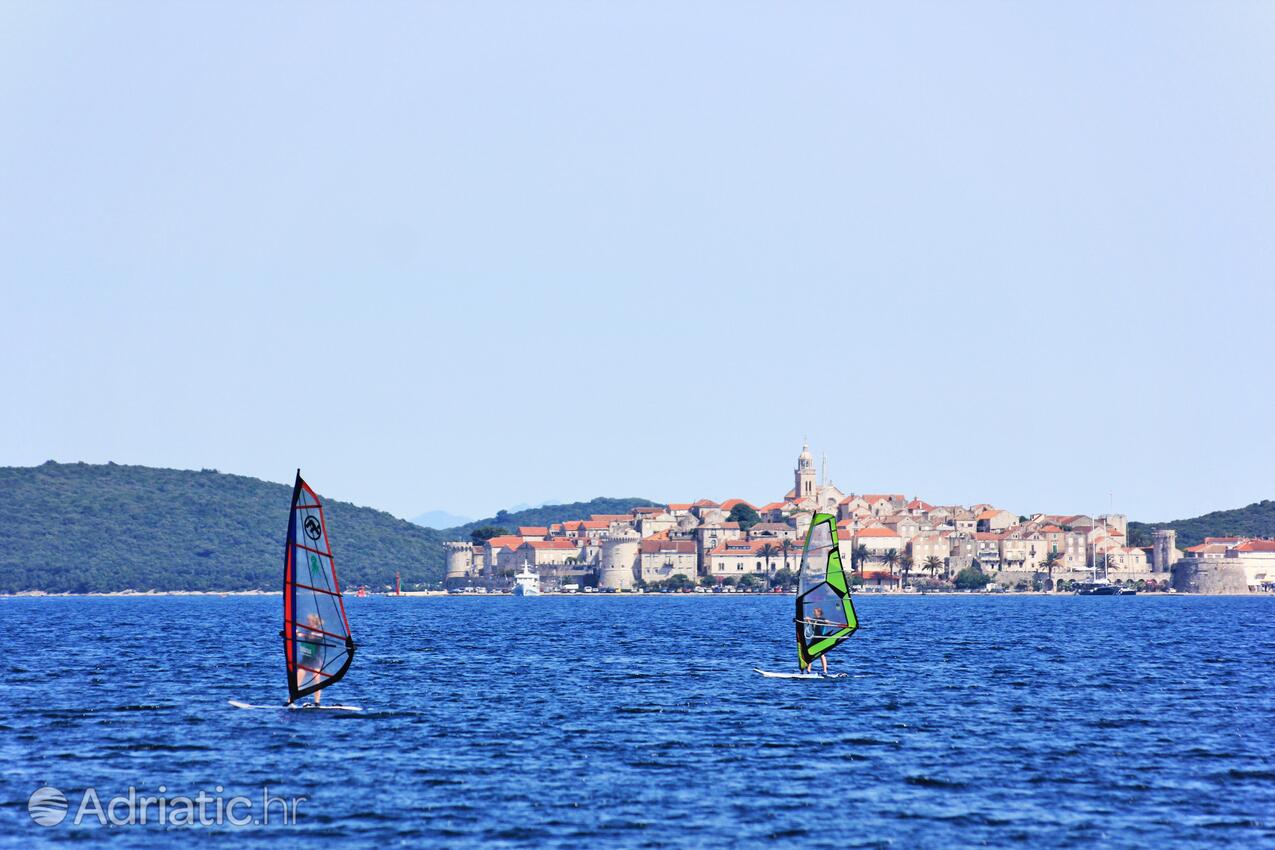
(443, 541, 474, 587)
(1152, 529, 1177, 574)
(599, 527, 640, 591)
(795, 441, 816, 500)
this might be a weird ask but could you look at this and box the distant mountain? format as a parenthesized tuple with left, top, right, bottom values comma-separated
(441, 498, 662, 539)
(0, 462, 447, 593)
(410, 509, 473, 529)
(1128, 500, 1275, 549)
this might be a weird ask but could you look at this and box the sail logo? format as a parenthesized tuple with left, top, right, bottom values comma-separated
(303, 517, 322, 541)
(28, 786, 68, 826)
(309, 554, 323, 577)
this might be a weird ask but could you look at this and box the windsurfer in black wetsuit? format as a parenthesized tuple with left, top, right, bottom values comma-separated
(802, 606, 832, 675)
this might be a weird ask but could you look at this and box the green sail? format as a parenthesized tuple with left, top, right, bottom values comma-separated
(795, 513, 859, 668)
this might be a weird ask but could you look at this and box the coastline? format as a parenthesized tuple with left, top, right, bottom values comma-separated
(0, 589, 1208, 598)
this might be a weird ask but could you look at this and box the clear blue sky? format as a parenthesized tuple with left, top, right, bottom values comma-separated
(2, 3, 1272, 522)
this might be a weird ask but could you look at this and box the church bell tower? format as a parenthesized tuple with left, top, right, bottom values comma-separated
(795, 441, 816, 499)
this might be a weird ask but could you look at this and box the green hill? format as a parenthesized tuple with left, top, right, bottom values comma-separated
(0, 462, 661, 593)
(1128, 500, 1275, 549)
(442, 498, 661, 541)
(0, 462, 447, 593)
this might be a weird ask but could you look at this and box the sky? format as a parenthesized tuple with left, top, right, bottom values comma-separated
(2, 2, 1273, 523)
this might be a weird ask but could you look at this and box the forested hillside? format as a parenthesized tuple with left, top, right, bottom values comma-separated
(445, 497, 660, 541)
(1127, 500, 1275, 548)
(0, 462, 446, 592)
(0, 462, 662, 593)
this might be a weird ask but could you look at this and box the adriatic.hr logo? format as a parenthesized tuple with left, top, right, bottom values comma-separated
(27, 786, 68, 826)
(27, 785, 306, 828)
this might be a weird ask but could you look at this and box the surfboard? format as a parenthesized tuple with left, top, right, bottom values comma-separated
(753, 668, 847, 679)
(229, 699, 363, 711)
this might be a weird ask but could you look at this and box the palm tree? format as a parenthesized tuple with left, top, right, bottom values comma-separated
(923, 555, 943, 581)
(780, 538, 794, 572)
(758, 543, 778, 582)
(879, 549, 899, 588)
(1042, 550, 1062, 590)
(851, 544, 870, 574)
(899, 553, 914, 588)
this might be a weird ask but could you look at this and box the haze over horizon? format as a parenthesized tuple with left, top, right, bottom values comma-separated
(3, 3, 1272, 523)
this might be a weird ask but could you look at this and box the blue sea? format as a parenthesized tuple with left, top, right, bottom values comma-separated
(3, 595, 1274, 849)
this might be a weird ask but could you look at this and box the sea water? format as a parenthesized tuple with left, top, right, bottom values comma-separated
(2, 594, 1273, 849)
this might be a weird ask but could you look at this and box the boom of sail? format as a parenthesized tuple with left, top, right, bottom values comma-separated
(282, 470, 356, 703)
(795, 513, 859, 668)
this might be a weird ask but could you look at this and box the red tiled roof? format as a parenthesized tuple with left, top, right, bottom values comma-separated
(527, 539, 578, 550)
(518, 526, 548, 536)
(856, 527, 899, 539)
(759, 502, 786, 512)
(580, 520, 608, 530)
(719, 498, 754, 511)
(484, 535, 524, 549)
(906, 499, 934, 510)
(667, 503, 692, 511)
(1041, 525, 1064, 533)
(976, 509, 1002, 520)
(693, 499, 720, 508)
(974, 532, 1003, 541)
(1235, 539, 1275, 552)
(708, 539, 774, 556)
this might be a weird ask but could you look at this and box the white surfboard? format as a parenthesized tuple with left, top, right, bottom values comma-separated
(229, 699, 364, 712)
(753, 668, 847, 679)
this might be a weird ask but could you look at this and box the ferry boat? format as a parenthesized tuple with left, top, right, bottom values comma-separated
(512, 560, 541, 597)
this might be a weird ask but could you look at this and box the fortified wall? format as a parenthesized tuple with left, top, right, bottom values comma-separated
(1172, 559, 1249, 594)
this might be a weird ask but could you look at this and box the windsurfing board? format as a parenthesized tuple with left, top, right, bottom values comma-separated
(753, 668, 848, 679)
(229, 699, 364, 711)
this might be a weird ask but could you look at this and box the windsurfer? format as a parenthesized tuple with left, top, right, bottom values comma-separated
(803, 607, 831, 675)
(297, 612, 325, 705)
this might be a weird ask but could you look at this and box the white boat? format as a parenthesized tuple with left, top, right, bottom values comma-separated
(512, 560, 541, 596)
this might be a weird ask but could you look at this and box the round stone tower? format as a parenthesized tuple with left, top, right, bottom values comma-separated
(443, 541, 474, 587)
(599, 527, 640, 591)
(1152, 529, 1177, 574)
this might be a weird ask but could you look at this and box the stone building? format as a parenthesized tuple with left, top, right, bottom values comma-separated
(639, 539, 697, 584)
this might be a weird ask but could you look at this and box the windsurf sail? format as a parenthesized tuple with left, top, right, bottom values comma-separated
(282, 470, 355, 703)
(795, 513, 859, 669)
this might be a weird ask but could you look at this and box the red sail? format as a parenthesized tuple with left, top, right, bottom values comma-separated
(282, 470, 355, 703)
